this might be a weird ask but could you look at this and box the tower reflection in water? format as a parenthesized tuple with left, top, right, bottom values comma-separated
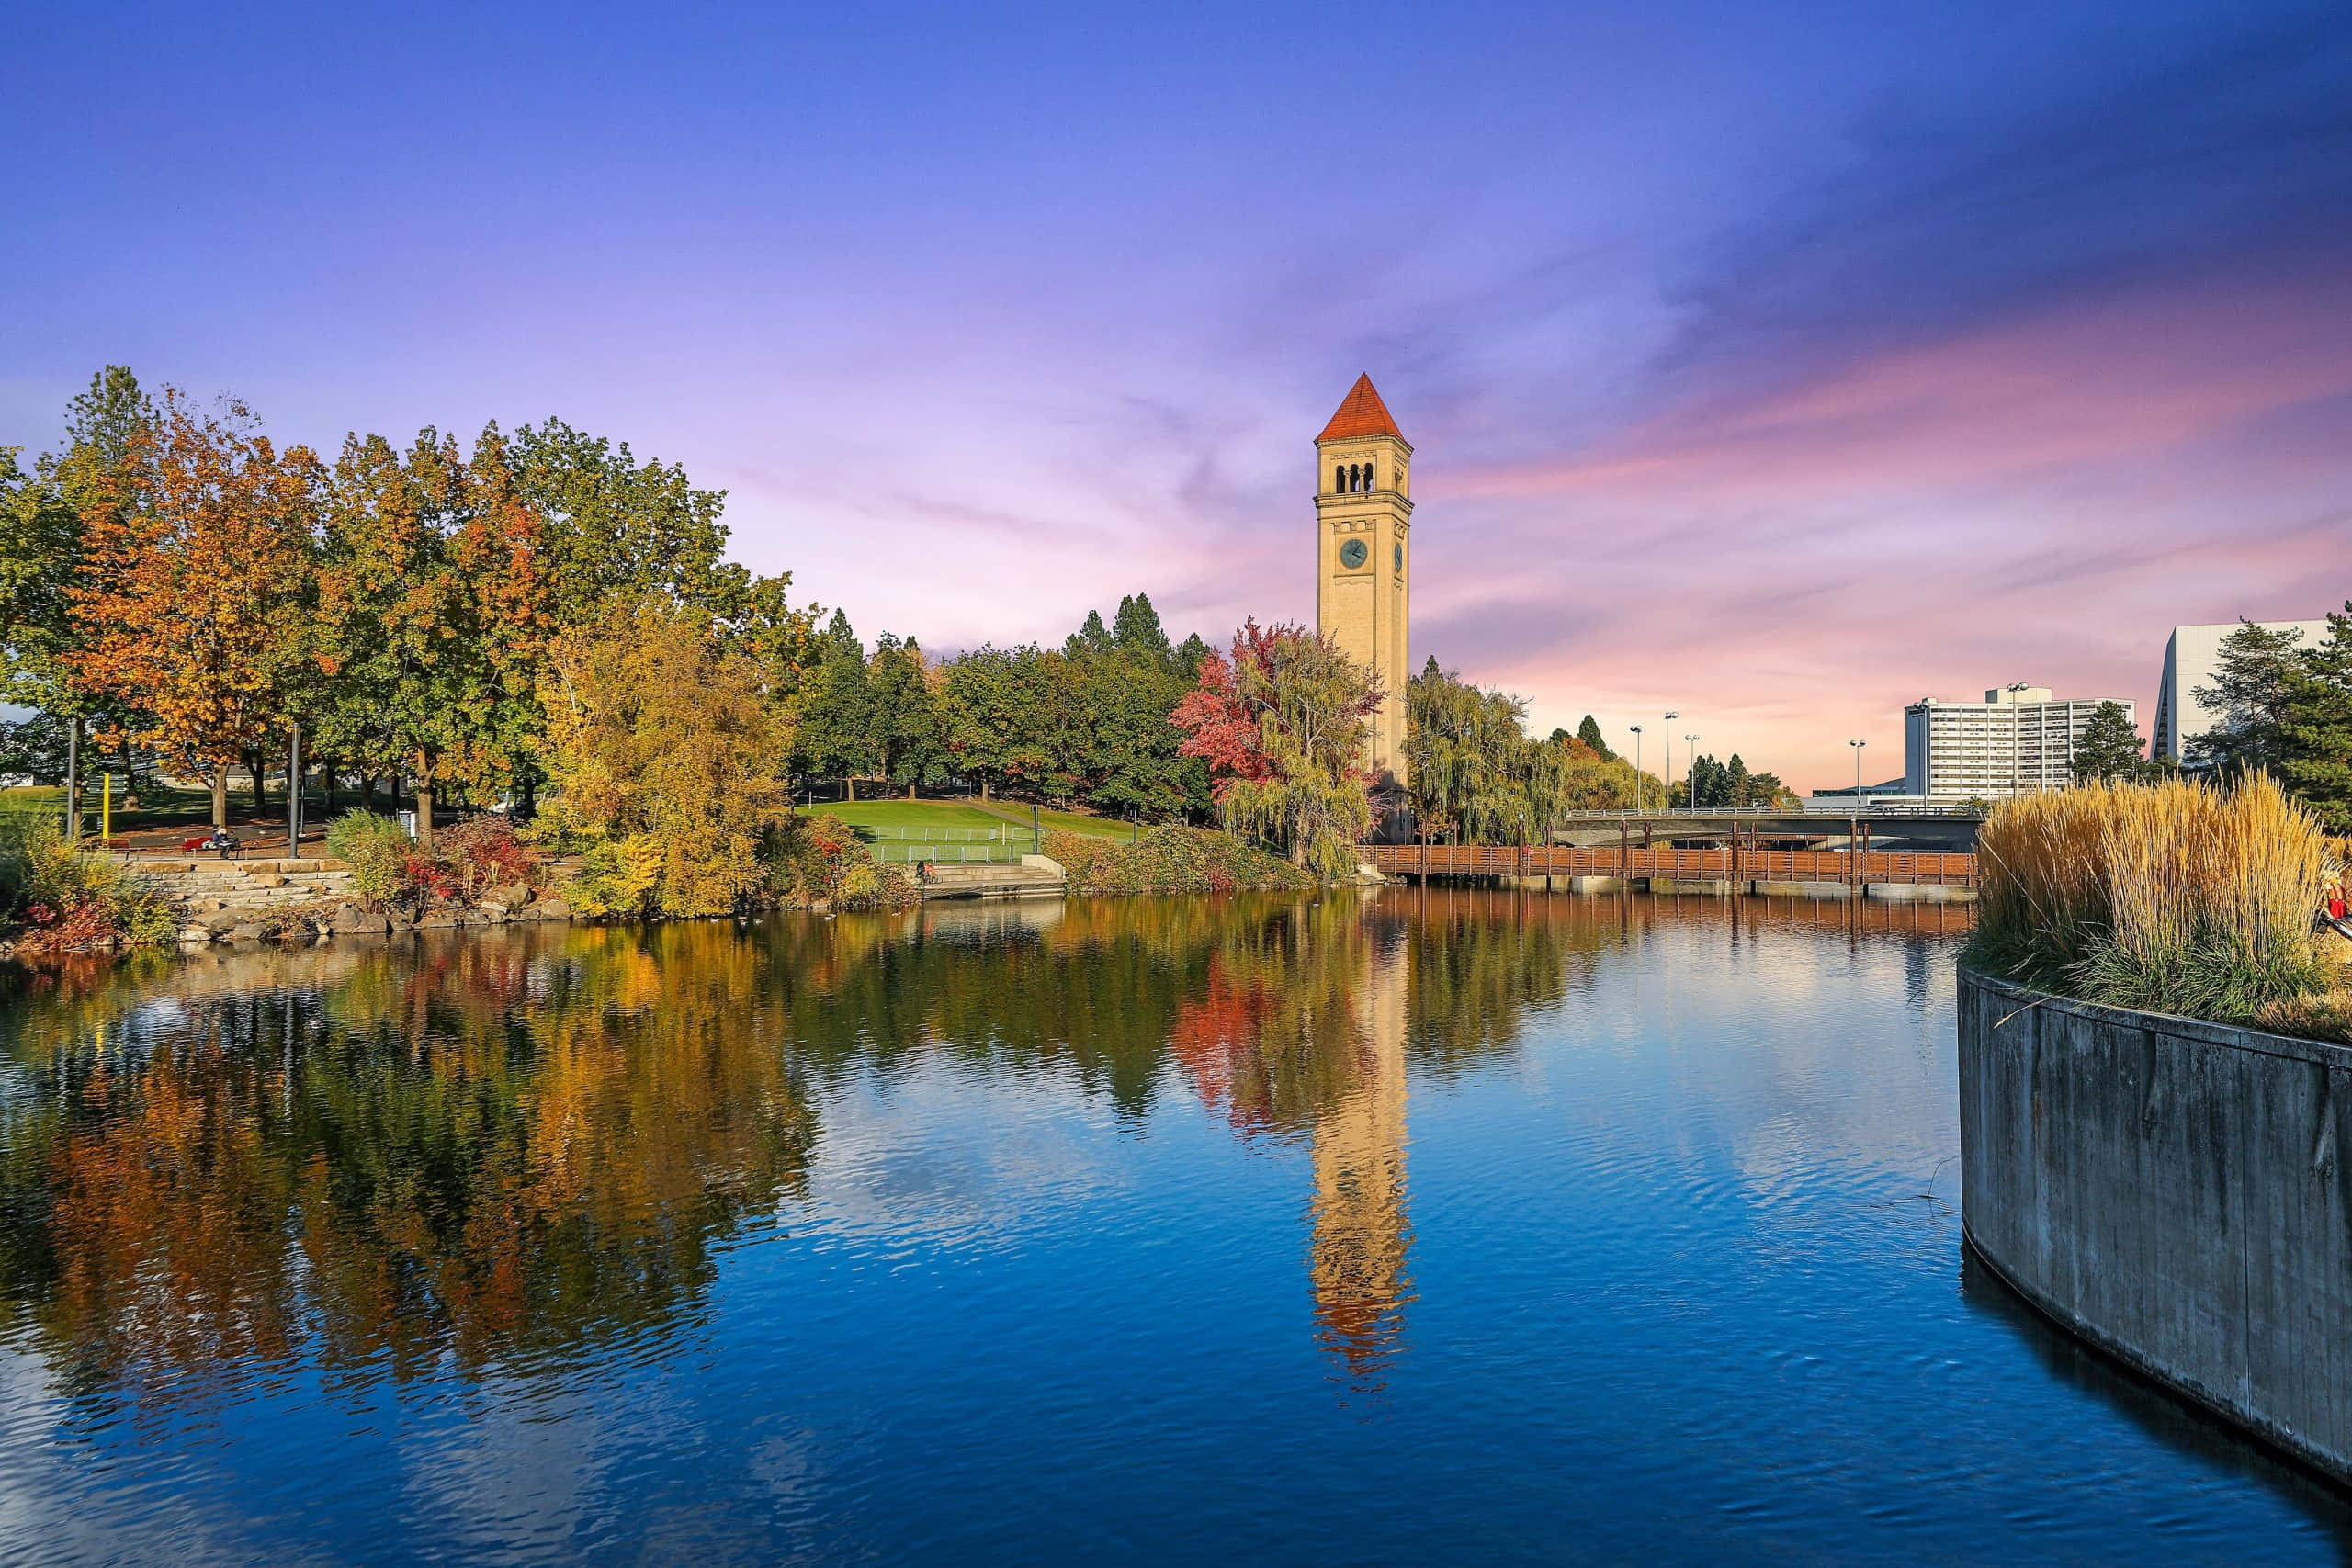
(1306, 935, 1413, 1394)
(1163, 899, 1419, 1394)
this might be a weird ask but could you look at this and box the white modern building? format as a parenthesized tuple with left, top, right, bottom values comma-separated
(1903, 685, 2132, 801)
(2152, 620, 2329, 765)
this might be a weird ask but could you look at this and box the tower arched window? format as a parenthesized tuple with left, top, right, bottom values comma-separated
(1335, 464, 1347, 494)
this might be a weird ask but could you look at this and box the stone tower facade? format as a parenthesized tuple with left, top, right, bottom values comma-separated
(1314, 374, 1411, 783)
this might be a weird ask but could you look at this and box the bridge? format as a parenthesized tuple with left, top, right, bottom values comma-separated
(1359, 840, 1976, 897)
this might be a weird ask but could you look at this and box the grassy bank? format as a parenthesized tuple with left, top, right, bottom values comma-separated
(1044, 826, 1314, 894)
(1966, 774, 2344, 1039)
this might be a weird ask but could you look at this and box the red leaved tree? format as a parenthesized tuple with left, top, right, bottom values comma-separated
(1171, 619, 1381, 874)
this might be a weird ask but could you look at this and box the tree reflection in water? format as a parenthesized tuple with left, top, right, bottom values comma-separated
(0, 890, 1957, 1412)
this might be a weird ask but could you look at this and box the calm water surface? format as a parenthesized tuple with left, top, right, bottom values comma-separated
(1, 890, 2346, 1564)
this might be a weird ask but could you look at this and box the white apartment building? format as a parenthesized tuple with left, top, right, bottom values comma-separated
(1903, 685, 2132, 801)
(2152, 620, 2329, 764)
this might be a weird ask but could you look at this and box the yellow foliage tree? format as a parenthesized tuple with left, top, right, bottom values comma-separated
(535, 602, 794, 916)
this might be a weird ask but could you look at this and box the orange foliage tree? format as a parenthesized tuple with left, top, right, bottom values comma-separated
(66, 390, 319, 828)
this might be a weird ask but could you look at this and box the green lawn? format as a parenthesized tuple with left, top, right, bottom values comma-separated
(810, 801, 1023, 836)
(808, 798, 1132, 840)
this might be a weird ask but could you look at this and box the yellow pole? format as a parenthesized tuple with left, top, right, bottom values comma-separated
(102, 774, 112, 844)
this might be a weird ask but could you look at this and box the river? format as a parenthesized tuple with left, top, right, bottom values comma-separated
(0, 890, 2343, 1563)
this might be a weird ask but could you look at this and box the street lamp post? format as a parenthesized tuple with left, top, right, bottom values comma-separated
(1850, 739, 1866, 795)
(1628, 726, 1644, 813)
(1662, 713, 1679, 813)
(1685, 734, 1700, 809)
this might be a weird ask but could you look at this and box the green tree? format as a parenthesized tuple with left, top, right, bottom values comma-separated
(1064, 608, 1114, 658)
(508, 418, 737, 622)
(313, 427, 544, 846)
(1111, 592, 1173, 662)
(1576, 715, 1615, 762)
(794, 612, 873, 796)
(2279, 603, 2352, 831)
(2188, 621, 2310, 774)
(867, 634, 944, 795)
(2070, 700, 2146, 784)
(941, 644, 1023, 799)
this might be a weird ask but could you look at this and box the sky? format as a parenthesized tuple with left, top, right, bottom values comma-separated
(5, 1, 2349, 791)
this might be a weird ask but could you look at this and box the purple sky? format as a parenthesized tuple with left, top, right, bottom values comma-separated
(6, 1, 2348, 789)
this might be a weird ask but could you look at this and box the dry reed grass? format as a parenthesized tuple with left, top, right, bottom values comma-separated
(1968, 773, 2334, 1026)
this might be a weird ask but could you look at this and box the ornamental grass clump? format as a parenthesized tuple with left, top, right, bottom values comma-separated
(1968, 774, 2330, 1026)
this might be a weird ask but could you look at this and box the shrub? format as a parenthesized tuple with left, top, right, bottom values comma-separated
(770, 814, 914, 910)
(437, 815, 543, 897)
(0, 821, 178, 955)
(1043, 826, 1316, 895)
(324, 810, 415, 909)
(1968, 774, 2330, 1026)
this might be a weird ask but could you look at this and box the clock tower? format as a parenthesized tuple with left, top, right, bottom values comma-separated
(1315, 374, 1411, 783)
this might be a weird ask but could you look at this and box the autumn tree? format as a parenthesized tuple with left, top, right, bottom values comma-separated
(313, 427, 543, 848)
(535, 601, 794, 916)
(66, 390, 318, 828)
(1174, 620, 1380, 876)
(3, 367, 158, 810)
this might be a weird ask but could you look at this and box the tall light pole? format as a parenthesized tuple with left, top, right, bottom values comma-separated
(1662, 713, 1679, 813)
(1628, 726, 1644, 813)
(1850, 739, 1866, 795)
(1685, 733, 1701, 809)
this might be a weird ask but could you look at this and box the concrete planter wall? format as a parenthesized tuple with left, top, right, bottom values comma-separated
(1959, 967, 2352, 1484)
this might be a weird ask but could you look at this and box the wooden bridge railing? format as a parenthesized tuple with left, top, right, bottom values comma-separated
(1358, 843, 1975, 887)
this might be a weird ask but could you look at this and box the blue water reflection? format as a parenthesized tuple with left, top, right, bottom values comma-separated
(0, 888, 2342, 1563)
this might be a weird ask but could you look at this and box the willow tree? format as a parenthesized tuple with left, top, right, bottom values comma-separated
(1173, 620, 1380, 877)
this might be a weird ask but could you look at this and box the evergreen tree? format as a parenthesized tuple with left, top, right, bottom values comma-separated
(2070, 700, 2146, 783)
(867, 634, 944, 796)
(1725, 754, 1751, 807)
(1576, 715, 1615, 762)
(2188, 620, 2310, 773)
(795, 612, 873, 796)
(2280, 603, 2352, 831)
(1065, 608, 1114, 658)
(1111, 592, 1172, 663)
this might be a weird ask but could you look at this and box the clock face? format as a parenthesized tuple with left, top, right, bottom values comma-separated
(1339, 538, 1368, 569)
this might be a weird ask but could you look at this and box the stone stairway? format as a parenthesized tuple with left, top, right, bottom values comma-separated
(122, 855, 357, 915)
(916, 859, 1066, 900)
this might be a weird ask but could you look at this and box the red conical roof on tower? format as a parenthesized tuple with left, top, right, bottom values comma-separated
(1317, 374, 1406, 444)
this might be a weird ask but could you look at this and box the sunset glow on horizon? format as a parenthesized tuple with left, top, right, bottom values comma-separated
(6, 0, 2348, 790)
